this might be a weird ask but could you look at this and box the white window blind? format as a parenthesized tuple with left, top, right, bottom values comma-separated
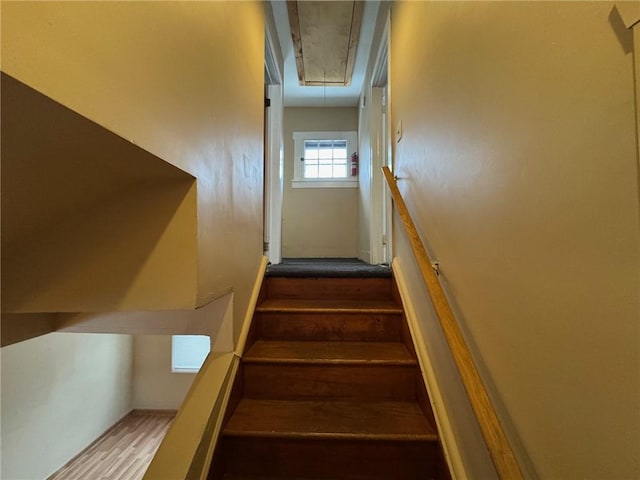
(171, 335, 210, 373)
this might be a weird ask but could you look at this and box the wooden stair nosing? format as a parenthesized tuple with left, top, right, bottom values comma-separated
(223, 430, 438, 442)
(242, 357, 416, 366)
(265, 277, 394, 302)
(223, 398, 437, 441)
(257, 312, 404, 342)
(256, 298, 402, 314)
(242, 363, 417, 400)
(243, 340, 416, 366)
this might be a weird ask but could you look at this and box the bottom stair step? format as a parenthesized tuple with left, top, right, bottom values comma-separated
(219, 399, 445, 480)
(220, 437, 444, 480)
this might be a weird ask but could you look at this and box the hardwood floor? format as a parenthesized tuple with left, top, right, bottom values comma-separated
(48, 411, 174, 480)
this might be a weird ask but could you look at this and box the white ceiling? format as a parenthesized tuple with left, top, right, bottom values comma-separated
(269, 0, 380, 107)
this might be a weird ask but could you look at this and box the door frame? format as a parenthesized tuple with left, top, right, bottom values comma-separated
(264, 16, 284, 264)
(369, 13, 391, 265)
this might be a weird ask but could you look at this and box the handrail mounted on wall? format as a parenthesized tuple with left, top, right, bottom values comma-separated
(382, 166, 523, 480)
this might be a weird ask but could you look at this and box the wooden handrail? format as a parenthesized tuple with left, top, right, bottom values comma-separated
(382, 166, 523, 480)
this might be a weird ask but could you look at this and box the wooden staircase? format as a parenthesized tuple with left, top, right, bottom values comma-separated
(210, 276, 449, 480)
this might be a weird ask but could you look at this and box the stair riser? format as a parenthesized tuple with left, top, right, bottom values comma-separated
(221, 437, 442, 480)
(243, 364, 416, 400)
(266, 277, 392, 301)
(258, 312, 402, 342)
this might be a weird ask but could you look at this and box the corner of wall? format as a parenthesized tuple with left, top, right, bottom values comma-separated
(1, 333, 133, 479)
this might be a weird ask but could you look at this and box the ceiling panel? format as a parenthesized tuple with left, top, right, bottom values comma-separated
(288, 0, 363, 86)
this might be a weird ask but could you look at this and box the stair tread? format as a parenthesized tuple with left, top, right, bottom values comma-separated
(224, 399, 437, 441)
(257, 298, 402, 314)
(244, 340, 416, 365)
(258, 312, 402, 342)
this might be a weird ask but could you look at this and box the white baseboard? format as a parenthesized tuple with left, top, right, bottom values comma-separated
(392, 258, 469, 480)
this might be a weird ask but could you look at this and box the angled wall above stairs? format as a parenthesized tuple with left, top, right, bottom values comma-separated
(1, 1, 265, 344)
(2, 73, 198, 314)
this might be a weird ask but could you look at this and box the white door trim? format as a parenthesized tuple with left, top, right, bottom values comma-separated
(264, 14, 284, 264)
(264, 84, 284, 264)
(369, 13, 391, 265)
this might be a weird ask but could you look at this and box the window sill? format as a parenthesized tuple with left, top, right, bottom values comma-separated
(171, 368, 199, 373)
(292, 179, 358, 189)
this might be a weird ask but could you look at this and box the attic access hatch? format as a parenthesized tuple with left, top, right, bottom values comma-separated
(287, 0, 364, 86)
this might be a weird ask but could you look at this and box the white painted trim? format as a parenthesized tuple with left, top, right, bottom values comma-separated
(383, 11, 393, 263)
(235, 256, 268, 356)
(265, 84, 284, 264)
(292, 179, 358, 189)
(371, 13, 390, 88)
(265, 3, 284, 84)
(369, 86, 385, 264)
(368, 11, 392, 265)
(292, 131, 358, 185)
(392, 257, 469, 480)
(264, 5, 284, 264)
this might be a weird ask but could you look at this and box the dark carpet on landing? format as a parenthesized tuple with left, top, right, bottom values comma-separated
(266, 258, 391, 278)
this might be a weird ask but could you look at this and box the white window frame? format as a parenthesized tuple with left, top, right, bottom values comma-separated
(292, 131, 358, 188)
(171, 335, 211, 373)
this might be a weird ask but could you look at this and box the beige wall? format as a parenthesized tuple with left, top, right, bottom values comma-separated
(1, 2, 264, 341)
(2, 180, 197, 314)
(1, 333, 133, 479)
(282, 107, 359, 258)
(1, 73, 198, 314)
(132, 336, 196, 411)
(391, 2, 639, 478)
(393, 229, 499, 479)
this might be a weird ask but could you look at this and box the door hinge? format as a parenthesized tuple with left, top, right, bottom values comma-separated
(263, 241, 269, 252)
(265, 97, 271, 107)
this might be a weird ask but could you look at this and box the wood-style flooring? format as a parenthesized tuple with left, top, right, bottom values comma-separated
(48, 411, 174, 480)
